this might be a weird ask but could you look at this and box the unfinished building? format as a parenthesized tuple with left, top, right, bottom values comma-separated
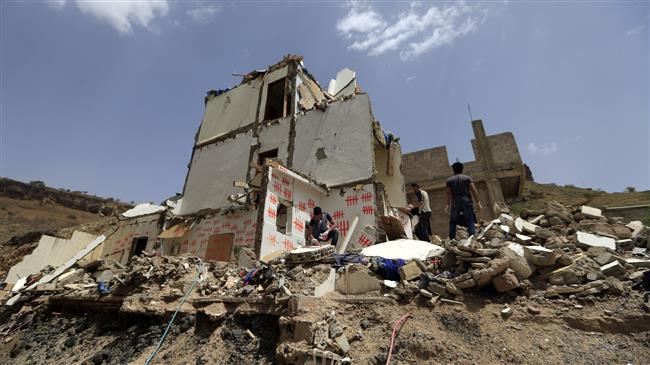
(402, 119, 526, 236)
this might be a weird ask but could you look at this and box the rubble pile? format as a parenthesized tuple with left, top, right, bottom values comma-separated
(382, 202, 649, 304)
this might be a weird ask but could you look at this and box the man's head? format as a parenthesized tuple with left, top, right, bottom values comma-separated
(313, 206, 323, 218)
(452, 162, 464, 174)
(409, 183, 420, 193)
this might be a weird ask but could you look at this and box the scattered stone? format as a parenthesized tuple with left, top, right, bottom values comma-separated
(501, 307, 513, 318)
(492, 269, 520, 293)
(527, 306, 541, 315)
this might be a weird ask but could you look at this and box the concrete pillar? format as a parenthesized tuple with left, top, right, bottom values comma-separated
(471, 119, 505, 217)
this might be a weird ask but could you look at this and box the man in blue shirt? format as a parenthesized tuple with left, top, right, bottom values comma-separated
(307, 206, 339, 245)
(445, 162, 483, 239)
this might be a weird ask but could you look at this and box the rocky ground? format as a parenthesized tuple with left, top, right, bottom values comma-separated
(0, 291, 648, 365)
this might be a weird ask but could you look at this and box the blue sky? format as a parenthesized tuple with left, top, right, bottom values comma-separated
(1, 1, 648, 203)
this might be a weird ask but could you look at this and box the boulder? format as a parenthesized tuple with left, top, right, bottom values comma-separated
(502, 244, 535, 279)
(535, 227, 555, 240)
(492, 269, 520, 292)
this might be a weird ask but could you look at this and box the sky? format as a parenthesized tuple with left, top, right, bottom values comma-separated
(1, 0, 649, 204)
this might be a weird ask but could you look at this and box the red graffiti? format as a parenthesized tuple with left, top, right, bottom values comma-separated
(332, 210, 345, 220)
(269, 194, 278, 205)
(358, 235, 373, 247)
(283, 238, 295, 251)
(298, 201, 306, 212)
(293, 218, 304, 232)
(360, 192, 373, 202)
(281, 177, 290, 185)
(268, 234, 277, 246)
(362, 205, 375, 215)
(273, 182, 282, 193)
(337, 220, 350, 237)
(307, 199, 315, 209)
(345, 195, 359, 206)
(267, 207, 277, 219)
(282, 188, 292, 200)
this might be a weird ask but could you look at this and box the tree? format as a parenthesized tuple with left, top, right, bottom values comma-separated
(625, 186, 636, 193)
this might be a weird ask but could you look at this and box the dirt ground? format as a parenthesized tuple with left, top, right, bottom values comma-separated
(1, 288, 648, 365)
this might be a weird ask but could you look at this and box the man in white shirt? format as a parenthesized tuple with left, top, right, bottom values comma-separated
(409, 183, 431, 241)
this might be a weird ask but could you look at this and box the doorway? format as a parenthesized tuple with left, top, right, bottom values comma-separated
(130, 237, 149, 258)
(205, 233, 235, 262)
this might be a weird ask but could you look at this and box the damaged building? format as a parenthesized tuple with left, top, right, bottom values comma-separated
(92, 55, 408, 265)
(402, 119, 527, 236)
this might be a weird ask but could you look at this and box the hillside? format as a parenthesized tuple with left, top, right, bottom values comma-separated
(510, 181, 650, 223)
(0, 178, 130, 282)
(0, 178, 130, 244)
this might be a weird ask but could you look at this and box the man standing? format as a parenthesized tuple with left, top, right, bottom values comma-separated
(409, 183, 431, 241)
(307, 206, 339, 245)
(446, 162, 483, 239)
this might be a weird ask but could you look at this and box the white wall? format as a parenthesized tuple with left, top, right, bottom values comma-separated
(196, 79, 262, 144)
(259, 167, 378, 257)
(374, 143, 407, 207)
(6, 231, 98, 284)
(257, 116, 292, 165)
(292, 94, 375, 187)
(180, 131, 254, 215)
(177, 208, 258, 258)
(101, 215, 161, 264)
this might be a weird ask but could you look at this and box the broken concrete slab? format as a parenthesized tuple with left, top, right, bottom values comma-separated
(398, 261, 423, 281)
(314, 268, 336, 298)
(624, 258, 650, 269)
(600, 261, 626, 277)
(625, 221, 644, 231)
(616, 239, 635, 251)
(580, 205, 603, 219)
(515, 234, 532, 245)
(576, 231, 616, 251)
(335, 265, 381, 295)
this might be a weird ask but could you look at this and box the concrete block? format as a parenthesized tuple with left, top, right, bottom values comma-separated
(576, 231, 616, 251)
(616, 239, 635, 251)
(594, 252, 614, 266)
(523, 246, 560, 267)
(580, 205, 602, 218)
(335, 265, 381, 295)
(626, 221, 644, 231)
(398, 261, 423, 281)
(600, 261, 626, 277)
(624, 258, 650, 269)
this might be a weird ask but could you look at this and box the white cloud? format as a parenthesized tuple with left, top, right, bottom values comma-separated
(625, 25, 645, 37)
(527, 142, 558, 156)
(187, 4, 220, 23)
(336, 1, 486, 61)
(405, 75, 416, 82)
(51, 0, 169, 34)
